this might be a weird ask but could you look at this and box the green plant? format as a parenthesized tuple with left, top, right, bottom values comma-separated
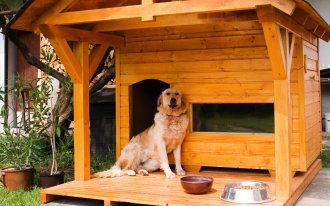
(0, 74, 50, 169)
(320, 149, 330, 168)
(0, 130, 47, 169)
(0, 185, 40, 206)
(90, 148, 116, 174)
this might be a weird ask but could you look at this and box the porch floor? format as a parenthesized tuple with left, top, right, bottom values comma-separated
(40, 160, 321, 206)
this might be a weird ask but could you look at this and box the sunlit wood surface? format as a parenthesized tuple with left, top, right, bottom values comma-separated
(41, 159, 321, 206)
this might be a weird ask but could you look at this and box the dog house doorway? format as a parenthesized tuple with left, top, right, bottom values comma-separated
(130, 79, 169, 137)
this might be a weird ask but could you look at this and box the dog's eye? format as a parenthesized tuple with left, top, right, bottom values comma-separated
(175, 92, 179, 96)
(166, 92, 170, 95)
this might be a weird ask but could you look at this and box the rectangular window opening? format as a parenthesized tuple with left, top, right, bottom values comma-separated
(193, 103, 274, 133)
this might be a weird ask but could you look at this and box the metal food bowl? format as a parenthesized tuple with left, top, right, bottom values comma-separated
(180, 176, 213, 194)
(220, 181, 275, 204)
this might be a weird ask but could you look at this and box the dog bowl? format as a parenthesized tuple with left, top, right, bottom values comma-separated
(220, 181, 274, 204)
(180, 176, 213, 194)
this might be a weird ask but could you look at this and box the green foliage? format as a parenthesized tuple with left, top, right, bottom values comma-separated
(320, 149, 330, 168)
(0, 0, 24, 10)
(56, 134, 74, 172)
(90, 149, 116, 174)
(0, 131, 47, 169)
(0, 74, 51, 169)
(0, 185, 40, 206)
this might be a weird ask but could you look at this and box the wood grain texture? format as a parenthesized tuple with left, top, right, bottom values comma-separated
(49, 0, 295, 25)
(73, 42, 91, 180)
(40, 160, 321, 206)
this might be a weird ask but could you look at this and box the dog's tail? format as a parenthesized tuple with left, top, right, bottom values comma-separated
(92, 165, 123, 178)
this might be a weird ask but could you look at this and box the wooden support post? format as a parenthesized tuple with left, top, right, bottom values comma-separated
(115, 49, 121, 159)
(142, 0, 155, 21)
(46, 37, 81, 83)
(262, 22, 287, 79)
(273, 78, 292, 198)
(259, 19, 295, 198)
(40, 192, 59, 203)
(73, 42, 91, 180)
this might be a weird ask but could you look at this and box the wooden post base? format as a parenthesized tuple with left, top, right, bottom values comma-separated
(183, 165, 202, 172)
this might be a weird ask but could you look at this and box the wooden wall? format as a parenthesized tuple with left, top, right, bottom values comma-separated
(117, 21, 321, 172)
(302, 40, 322, 169)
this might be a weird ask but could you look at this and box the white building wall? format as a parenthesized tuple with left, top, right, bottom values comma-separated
(0, 34, 4, 132)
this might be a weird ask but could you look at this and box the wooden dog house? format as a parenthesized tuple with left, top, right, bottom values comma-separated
(9, 0, 330, 205)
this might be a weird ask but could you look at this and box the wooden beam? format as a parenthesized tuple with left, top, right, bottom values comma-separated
(39, 24, 124, 47)
(294, 0, 330, 36)
(89, 44, 109, 80)
(141, 0, 155, 21)
(32, 0, 78, 33)
(257, 5, 317, 45)
(261, 22, 287, 79)
(115, 49, 121, 159)
(73, 41, 91, 181)
(49, 0, 295, 25)
(47, 37, 81, 83)
(280, 28, 296, 71)
(273, 78, 292, 198)
(93, 10, 258, 32)
(288, 33, 296, 71)
(260, 21, 295, 198)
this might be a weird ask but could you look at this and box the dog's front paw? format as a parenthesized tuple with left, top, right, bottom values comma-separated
(165, 170, 176, 179)
(93, 170, 114, 178)
(176, 168, 186, 176)
(125, 170, 136, 176)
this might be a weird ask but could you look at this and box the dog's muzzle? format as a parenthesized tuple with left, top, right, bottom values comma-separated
(169, 98, 177, 109)
(169, 104, 177, 109)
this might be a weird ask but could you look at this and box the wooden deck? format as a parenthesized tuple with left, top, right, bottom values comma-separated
(40, 160, 321, 206)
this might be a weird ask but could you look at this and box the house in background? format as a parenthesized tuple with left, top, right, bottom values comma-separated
(2, 31, 115, 155)
(321, 69, 330, 131)
(0, 34, 5, 131)
(1, 31, 39, 129)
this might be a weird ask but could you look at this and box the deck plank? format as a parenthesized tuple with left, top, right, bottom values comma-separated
(41, 160, 321, 206)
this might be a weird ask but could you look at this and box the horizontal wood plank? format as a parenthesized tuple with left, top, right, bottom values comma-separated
(173, 83, 274, 96)
(121, 59, 272, 74)
(97, 11, 259, 33)
(50, 0, 295, 25)
(122, 34, 266, 53)
(125, 27, 264, 43)
(120, 47, 269, 63)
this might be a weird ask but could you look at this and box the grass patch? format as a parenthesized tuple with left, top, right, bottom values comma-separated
(0, 185, 40, 206)
(91, 151, 116, 174)
(320, 149, 330, 168)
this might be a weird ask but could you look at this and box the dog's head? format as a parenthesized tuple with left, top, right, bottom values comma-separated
(157, 88, 186, 116)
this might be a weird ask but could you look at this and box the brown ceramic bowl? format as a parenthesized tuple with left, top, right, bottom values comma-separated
(180, 176, 213, 194)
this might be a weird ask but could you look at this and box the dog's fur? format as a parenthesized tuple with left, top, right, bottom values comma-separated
(93, 88, 188, 178)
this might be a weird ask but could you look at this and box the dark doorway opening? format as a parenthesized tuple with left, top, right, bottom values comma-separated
(130, 79, 169, 137)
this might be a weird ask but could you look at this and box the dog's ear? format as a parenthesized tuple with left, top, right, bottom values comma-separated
(157, 93, 163, 107)
(180, 95, 187, 112)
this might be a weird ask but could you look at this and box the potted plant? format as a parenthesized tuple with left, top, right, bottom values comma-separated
(38, 49, 66, 188)
(39, 115, 65, 189)
(0, 130, 46, 191)
(0, 76, 47, 191)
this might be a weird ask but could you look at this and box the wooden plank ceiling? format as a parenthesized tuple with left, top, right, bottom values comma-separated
(8, 0, 330, 42)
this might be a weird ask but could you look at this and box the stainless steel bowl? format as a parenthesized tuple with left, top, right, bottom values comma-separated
(220, 181, 275, 204)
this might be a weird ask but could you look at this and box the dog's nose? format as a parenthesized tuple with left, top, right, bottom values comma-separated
(170, 98, 176, 104)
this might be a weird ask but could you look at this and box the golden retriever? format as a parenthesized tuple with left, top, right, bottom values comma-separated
(93, 88, 188, 178)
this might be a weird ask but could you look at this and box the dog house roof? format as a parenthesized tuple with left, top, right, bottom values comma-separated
(8, 0, 330, 42)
